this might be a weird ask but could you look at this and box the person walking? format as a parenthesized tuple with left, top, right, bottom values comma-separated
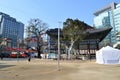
(0, 53, 3, 60)
(28, 53, 31, 62)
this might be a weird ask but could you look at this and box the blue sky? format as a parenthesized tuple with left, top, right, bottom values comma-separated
(0, 0, 120, 29)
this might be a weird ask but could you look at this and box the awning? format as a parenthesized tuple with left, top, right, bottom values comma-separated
(6, 47, 37, 53)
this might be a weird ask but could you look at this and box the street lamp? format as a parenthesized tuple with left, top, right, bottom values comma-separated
(57, 22, 61, 71)
(17, 39, 21, 62)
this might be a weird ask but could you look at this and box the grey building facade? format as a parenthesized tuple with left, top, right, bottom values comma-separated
(0, 12, 24, 47)
(94, 2, 120, 45)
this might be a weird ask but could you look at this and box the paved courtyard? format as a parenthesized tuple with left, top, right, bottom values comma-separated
(0, 59, 120, 80)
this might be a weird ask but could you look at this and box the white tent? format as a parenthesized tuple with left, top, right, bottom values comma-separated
(96, 46, 120, 64)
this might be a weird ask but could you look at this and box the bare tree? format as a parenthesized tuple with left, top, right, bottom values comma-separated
(26, 18, 48, 58)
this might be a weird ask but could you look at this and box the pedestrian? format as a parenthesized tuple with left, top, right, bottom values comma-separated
(0, 53, 3, 60)
(28, 56, 31, 62)
(28, 53, 31, 62)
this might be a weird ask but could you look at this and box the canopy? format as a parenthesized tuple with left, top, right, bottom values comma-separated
(6, 47, 37, 53)
(96, 46, 120, 64)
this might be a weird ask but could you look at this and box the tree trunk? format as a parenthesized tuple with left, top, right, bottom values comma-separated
(37, 47, 42, 58)
(68, 40, 74, 59)
(37, 35, 42, 59)
(65, 45, 68, 59)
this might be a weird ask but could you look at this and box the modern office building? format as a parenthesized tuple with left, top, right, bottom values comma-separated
(94, 2, 120, 45)
(0, 12, 24, 47)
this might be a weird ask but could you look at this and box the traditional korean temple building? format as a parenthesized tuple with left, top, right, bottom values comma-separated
(46, 27, 112, 59)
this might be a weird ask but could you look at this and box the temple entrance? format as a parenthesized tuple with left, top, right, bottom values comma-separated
(75, 39, 99, 60)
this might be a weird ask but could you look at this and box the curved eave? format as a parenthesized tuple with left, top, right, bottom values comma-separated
(84, 27, 112, 42)
(46, 27, 112, 42)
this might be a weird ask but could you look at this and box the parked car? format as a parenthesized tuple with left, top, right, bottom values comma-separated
(0, 53, 10, 58)
(10, 52, 18, 58)
(10, 52, 28, 58)
(10, 53, 17, 58)
(20, 53, 28, 58)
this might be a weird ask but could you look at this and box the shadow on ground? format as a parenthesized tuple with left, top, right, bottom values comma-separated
(0, 65, 15, 69)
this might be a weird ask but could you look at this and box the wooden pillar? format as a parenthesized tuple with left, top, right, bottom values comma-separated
(87, 41, 91, 60)
(96, 40, 99, 50)
(87, 41, 90, 54)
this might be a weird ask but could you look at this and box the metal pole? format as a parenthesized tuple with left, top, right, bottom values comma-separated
(17, 39, 19, 62)
(57, 22, 61, 71)
(48, 35, 50, 59)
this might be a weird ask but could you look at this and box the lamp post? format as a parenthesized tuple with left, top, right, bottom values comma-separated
(17, 39, 20, 62)
(57, 22, 61, 71)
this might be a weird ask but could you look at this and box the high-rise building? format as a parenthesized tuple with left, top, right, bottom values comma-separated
(94, 2, 120, 45)
(0, 12, 24, 47)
